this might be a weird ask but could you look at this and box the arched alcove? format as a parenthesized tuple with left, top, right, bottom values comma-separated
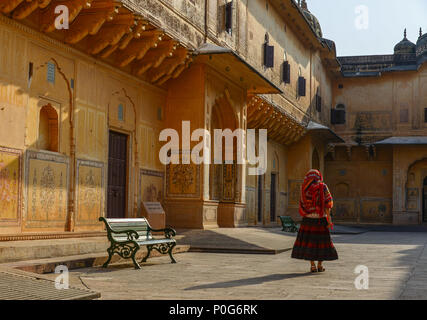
(335, 182, 350, 198)
(38, 104, 59, 152)
(312, 148, 320, 170)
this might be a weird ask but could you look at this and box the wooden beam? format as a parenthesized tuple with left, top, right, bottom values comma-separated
(114, 30, 163, 67)
(12, 0, 53, 19)
(134, 40, 177, 75)
(247, 99, 263, 120)
(40, 0, 93, 33)
(247, 105, 268, 128)
(86, 12, 134, 55)
(147, 47, 188, 83)
(1, 0, 25, 14)
(65, 0, 120, 44)
(171, 57, 191, 79)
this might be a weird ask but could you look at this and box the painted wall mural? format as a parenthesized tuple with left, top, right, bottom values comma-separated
(25, 151, 69, 229)
(360, 199, 392, 223)
(351, 111, 392, 132)
(222, 163, 236, 202)
(140, 169, 164, 203)
(332, 199, 357, 221)
(76, 160, 104, 226)
(288, 180, 303, 207)
(0, 147, 21, 223)
(166, 162, 200, 198)
(245, 186, 256, 223)
(406, 188, 419, 211)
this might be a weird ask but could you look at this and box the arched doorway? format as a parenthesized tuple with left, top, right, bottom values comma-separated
(405, 159, 427, 224)
(209, 90, 242, 227)
(423, 177, 427, 223)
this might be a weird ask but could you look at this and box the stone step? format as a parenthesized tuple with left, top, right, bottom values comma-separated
(0, 237, 109, 264)
(1, 244, 190, 274)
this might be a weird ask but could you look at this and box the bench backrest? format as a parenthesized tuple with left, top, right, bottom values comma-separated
(280, 216, 296, 226)
(103, 218, 152, 242)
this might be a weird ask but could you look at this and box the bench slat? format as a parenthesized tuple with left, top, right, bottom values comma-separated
(136, 239, 175, 245)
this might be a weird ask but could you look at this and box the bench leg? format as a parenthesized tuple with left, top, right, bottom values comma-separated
(168, 242, 177, 264)
(102, 248, 113, 268)
(141, 245, 153, 263)
(131, 249, 141, 270)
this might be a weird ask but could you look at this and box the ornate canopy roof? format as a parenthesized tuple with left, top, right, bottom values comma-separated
(300, 0, 323, 38)
(394, 29, 416, 55)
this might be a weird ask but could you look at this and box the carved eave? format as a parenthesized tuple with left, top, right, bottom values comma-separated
(320, 41, 341, 76)
(269, 0, 322, 50)
(195, 43, 283, 95)
(1, 0, 192, 86)
(247, 95, 306, 146)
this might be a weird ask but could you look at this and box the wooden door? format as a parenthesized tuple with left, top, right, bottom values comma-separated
(257, 176, 263, 223)
(270, 173, 276, 222)
(424, 182, 427, 223)
(107, 131, 128, 218)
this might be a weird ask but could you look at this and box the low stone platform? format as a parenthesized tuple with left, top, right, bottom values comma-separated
(0, 237, 109, 264)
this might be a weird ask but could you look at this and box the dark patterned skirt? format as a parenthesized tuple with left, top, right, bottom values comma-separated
(291, 217, 338, 261)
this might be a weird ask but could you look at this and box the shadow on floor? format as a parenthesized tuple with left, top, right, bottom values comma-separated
(184, 272, 315, 290)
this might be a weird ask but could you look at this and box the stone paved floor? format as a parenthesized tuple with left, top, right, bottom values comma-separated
(42, 230, 427, 300)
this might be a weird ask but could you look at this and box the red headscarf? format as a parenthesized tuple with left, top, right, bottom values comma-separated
(299, 169, 333, 218)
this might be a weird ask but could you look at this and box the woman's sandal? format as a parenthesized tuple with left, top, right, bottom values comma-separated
(310, 265, 318, 273)
(317, 266, 326, 273)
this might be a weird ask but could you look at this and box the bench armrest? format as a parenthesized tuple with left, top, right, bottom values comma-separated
(149, 227, 176, 239)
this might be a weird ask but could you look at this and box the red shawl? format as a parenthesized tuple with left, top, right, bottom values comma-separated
(299, 169, 333, 218)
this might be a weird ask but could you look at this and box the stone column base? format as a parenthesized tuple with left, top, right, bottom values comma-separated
(392, 211, 419, 225)
(164, 199, 219, 229)
(217, 202, 247, 228)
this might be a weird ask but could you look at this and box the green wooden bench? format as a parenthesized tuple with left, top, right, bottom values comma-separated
(278, 216, 299, 233)
(99, 217, 177, 269)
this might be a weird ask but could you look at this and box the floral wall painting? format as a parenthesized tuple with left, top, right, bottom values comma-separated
(25, 151, 69, 229)
(0, 147, 21, 222)
(166, 162, 200, 198)
(76, 160, 104, 225)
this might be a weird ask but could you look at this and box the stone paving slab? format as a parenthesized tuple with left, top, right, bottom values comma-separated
(177, 225, 365, 254)
(0, 225, 364, 267)
(0, 268, 100, 300)
(177, 227, 296, 253)
(38, 231, 427, 300)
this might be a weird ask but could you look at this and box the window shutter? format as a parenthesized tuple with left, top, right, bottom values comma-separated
(331, 109, 337, 124)
(316, 95, 322, 112)
(225, 1, 233, 34)
(298, 76, 306, 96)
(283, 61, 290, 83)
(264, 44, 274, 68)
(338, 110, 346, 124)
(331, 109, 346, 124)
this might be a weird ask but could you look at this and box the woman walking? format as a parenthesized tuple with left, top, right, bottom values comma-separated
(291, 169, 338, 272)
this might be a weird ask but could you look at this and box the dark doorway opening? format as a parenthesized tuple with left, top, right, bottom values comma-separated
(257, 176, 263, 223)
(270, 173, 277, 222)
(423, 177, 427, 223)
(107, 131, 128, 218)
